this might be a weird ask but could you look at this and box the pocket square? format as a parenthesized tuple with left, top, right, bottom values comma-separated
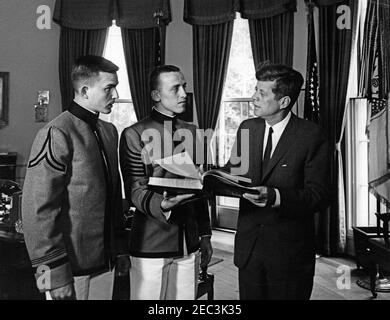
(281, 164, 288, 167)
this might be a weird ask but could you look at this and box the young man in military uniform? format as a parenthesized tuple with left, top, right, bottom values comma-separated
(120, 65, 212, 300)
(22, 55, 130, 300)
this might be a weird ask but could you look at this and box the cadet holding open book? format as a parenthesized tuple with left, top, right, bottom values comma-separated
(119, 65, 212, 300)
(147, 151, 258, 198)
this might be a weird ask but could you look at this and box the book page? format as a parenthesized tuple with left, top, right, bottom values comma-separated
(148, 177, 203, 190)
(154, 152, 200, 180)
(203, 169, 252, 184)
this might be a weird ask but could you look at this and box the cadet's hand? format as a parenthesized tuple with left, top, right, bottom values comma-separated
(49, 283, 76, 300)
(197, 165, 205, 180)
(243, 186, 275, 207)
(200, 236, 213, 269)
(161, 191, 195, 211)
(116, 255, 130, 277)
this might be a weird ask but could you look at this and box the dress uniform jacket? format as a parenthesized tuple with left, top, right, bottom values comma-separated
(22, 102, 128, 291)
(119, 108, 211, 258)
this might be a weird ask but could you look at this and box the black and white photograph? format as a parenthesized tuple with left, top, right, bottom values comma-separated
(0, 0, 390, 310)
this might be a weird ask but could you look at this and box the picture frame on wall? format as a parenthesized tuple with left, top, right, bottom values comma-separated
(0, 72, 9, 128)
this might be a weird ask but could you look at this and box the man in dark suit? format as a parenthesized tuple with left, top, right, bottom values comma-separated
(228, 63, 330, 300)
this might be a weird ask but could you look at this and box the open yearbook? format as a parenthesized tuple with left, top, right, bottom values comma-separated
(147, 152, 259, 198)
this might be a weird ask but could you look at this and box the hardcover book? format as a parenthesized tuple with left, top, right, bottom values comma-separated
(147, 152, 258, 198)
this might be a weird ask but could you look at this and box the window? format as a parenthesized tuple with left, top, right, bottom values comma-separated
(216, 14, 256, 168)
(344, 0, 389, 235)
(101, 22, 137, 137)
(214, 14, 256, 213)
(213, 14, 305, 223)
(101, 23, 138, 197)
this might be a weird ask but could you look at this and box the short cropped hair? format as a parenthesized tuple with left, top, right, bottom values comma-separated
(71, 55, 119, 89)
(149, 65, 181, 91)
(255, 61, 304, 108)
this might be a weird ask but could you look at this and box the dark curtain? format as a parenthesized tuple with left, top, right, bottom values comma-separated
(53, 0, 113, 110)
(193, 22, 234, 131)
(54, 0, 171, 117)
(117, 0, 171, 121)
(358, 0, 379, 98)
(58, 28, 108, 110)
(248, 12, 294, 67)
(317, 0, 354, 255)
(184, 0, 235, 133)
(53, 0, 114, 29)
(378, 0, 390, 97)
(303, 1, 320, 123)
(239, 0, 296, 67)
(184, 0, 238, 25)
(184, 0, 234, 225)
(121, 27, 162, 121)
(304, 1, 321, 256)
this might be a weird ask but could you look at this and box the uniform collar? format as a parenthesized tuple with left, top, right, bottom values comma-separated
(151, 107, 177, 125)
(68, 101, 99, 128)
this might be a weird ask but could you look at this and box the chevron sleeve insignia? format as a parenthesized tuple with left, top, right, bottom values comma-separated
(28, 127, 67, 172)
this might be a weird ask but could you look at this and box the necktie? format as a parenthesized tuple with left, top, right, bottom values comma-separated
(262, 127, 273, 177)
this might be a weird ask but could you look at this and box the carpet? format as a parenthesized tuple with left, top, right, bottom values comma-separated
(113, 257, 224, 299)
(208, 256, 223, 267)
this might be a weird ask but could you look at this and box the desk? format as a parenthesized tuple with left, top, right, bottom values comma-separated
(367, 238, 390, 298)
(353, 226, 390, 298)
(0, 153, 17, 181)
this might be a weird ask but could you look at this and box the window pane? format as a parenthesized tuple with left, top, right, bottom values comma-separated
(101, 23, 137, 135)
(223, 15, 256, 99)
(109, 102, 137, 138)
(101, 23, 137, 199)
(103, 23, 132, 101)
(217, 15, 256, 209)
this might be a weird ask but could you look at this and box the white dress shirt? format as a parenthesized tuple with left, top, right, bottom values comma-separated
(263, 112, 292, 207)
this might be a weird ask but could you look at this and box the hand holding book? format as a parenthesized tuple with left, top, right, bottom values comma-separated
(161, 191, 197, 211)
(148, 152, 259, 199)
(243, 186, 277, 207)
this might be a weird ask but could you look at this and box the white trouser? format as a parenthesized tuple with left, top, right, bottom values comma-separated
(130, 251, 200, 300)
(45, 269, 115, 300)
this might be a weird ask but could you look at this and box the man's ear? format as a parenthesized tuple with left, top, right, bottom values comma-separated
(151, 89, 160, 102)
(279, 96, 291, 110)
(80, 86, 89, 99)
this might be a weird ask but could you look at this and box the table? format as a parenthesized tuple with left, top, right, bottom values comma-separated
(353, 225, 390, 298)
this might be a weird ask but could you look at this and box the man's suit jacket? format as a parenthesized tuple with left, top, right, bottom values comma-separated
(229, 113, 330, 268)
